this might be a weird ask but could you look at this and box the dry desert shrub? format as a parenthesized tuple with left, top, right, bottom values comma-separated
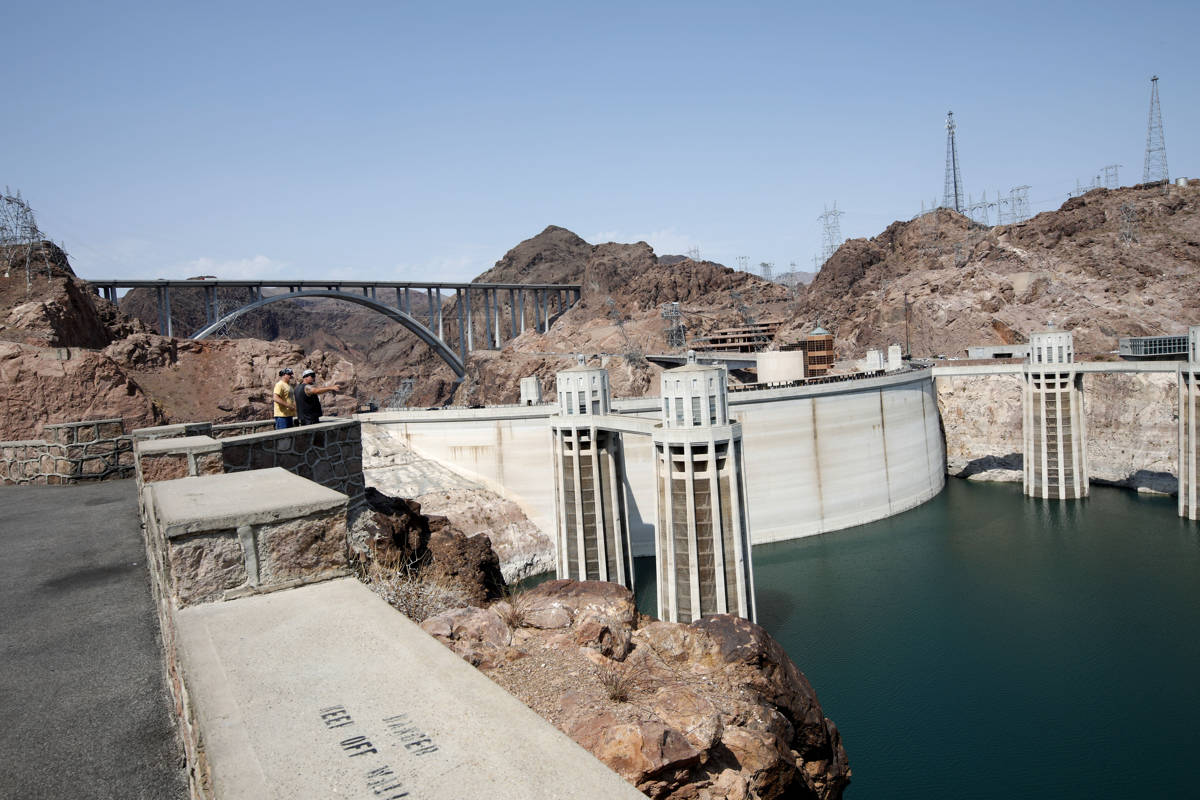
(594, 655, 650, 703)
(361, 551, 471, 623)
(494, 587, 533, 630)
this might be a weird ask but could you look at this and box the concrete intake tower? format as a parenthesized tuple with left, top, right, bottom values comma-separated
(1180, 326, 1200, 520)
(653, 357, 756, 623)
(551, 361, 634, 588)
(1023, 327, 1089, 500)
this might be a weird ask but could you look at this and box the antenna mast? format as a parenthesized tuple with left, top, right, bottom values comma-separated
(1143, 76, 1168, 184)
(942, 111, 965, 213)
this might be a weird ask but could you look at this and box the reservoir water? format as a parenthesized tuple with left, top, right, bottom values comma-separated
(634, 480, 1200, 798)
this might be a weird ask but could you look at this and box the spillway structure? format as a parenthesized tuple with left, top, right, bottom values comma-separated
(652, 356, 756, 623)
(1023, 327, 1089, 499)
(550, 361, 634, 588)
(1179, 326, 1200, 520)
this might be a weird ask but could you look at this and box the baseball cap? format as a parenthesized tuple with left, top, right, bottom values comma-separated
(302, 369, 316, 378)
(279, 368, 294, 376)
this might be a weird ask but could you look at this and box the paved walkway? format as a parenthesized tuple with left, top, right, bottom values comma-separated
(0, 479, 187, 800)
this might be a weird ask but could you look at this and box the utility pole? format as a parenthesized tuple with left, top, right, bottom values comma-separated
(1143, 76, 1169, 184)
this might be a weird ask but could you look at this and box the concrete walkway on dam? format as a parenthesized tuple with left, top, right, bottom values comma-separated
(176, 577, 646, 799)
(0, 479, 187, 800)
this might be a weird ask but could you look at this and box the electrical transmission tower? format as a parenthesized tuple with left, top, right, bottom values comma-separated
(818, 202, 845, 262)
(1120, 203, 1139, 245)
(1143, 76, 1168, 184)
(1101, 164, 1121, 189)
(759, 261, 774, 281)
(686, 246, 702, 262)
(967, 191, 995, 226)
(1010, 186, 1031, 223)
(0, 188, 47, 295)
(661, 301, 685, 349)
(736, 256, 749, 272)
(942, 111, 965, 213)
(384, 378, 416, 409)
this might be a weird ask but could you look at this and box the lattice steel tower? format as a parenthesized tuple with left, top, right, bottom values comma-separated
(942, 111, 965, 213)
(1143, 76, 1168, 184)
(818, 202, 844, 262)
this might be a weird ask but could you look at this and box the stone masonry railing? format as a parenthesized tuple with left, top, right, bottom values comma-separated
(132, 419, 365, 508)
(0, 419, 134, 485)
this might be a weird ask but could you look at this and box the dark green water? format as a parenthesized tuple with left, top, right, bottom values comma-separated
(634, 480, 1200, 799)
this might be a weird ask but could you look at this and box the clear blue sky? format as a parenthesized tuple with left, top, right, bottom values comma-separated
(5, 0, 1196, 282)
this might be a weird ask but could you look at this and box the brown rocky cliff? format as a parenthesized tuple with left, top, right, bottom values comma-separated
(793, 182, 1200, 358)
(423, 579, 850, 800)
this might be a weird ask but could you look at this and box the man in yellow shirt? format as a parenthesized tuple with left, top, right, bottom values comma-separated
(273, 368, 297, 429)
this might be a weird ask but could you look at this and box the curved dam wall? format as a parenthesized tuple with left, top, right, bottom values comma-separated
(359, 368, 945, 554)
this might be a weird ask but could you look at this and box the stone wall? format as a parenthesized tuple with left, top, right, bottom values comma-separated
(132, 419, 365, 507)
(0, 418, 134, 485)
(221, 421, 365, 507)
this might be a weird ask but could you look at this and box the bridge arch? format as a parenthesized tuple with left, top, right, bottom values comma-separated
(190, 289, 466, 379)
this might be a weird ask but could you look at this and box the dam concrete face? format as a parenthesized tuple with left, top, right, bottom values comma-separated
(358, 367, 946, 552)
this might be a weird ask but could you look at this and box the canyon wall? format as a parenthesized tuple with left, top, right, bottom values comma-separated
(936, 371, 1180, 493)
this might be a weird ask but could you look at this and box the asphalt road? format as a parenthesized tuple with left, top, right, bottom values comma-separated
(0, 479, 187, 799)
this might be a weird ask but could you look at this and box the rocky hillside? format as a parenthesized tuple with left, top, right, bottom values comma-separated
(793, 181, 1200, 358)
(6, 178, 1199, 432)
(377, 226, 788, 407)
(0, 243, 361, 441)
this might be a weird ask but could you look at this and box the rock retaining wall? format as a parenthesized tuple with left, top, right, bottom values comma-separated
(0, 418, 134, 485)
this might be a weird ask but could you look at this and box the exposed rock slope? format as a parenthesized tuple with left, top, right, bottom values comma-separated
(794, 182, 1200, 358)
(423, 579, 850, 800)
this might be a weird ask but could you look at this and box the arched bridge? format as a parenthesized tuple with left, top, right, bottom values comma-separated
(85, 279, 582, 379)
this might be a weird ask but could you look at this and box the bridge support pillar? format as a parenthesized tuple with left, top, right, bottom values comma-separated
(156, 285, 174, 338)
(436, 288, 443, 341)
(465, 287, 474, 353)
(518, 289, 526, 335)
(511, 287, 520, 338)
(456, 288, 466, 360)
(483, 288, 492, 348)
(1022, 329, 1088, 500)
(1179, 327, 1200, 520)
(493, 288, 502, 348)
